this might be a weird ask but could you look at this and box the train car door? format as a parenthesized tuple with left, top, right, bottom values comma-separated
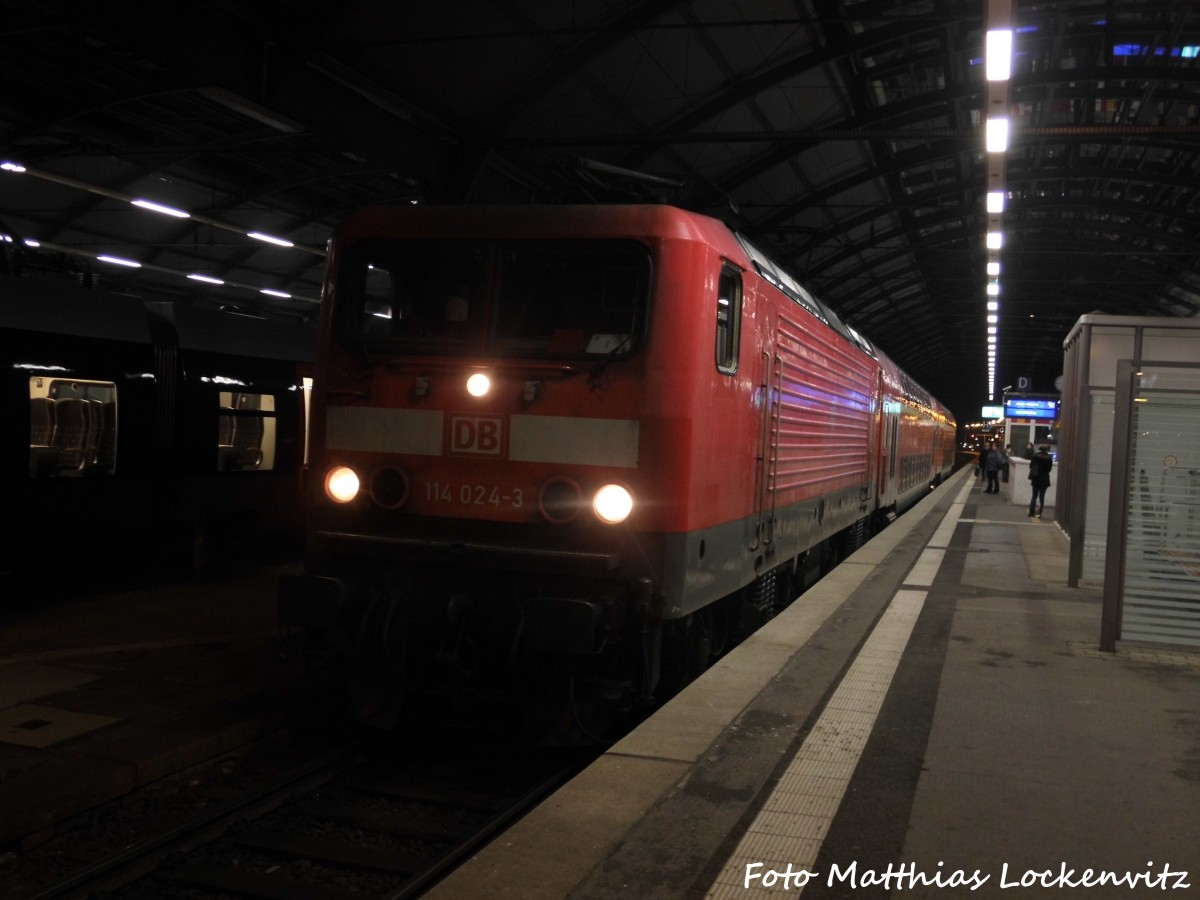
(864, 370, 881, 509)
(752, 306, 780, 552)
(879, 392, 899, 506)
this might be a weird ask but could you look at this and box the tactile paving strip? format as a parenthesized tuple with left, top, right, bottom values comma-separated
(706, 478, 973, 899)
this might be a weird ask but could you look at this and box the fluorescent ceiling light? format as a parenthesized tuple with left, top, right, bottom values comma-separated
(987, 282, 1000, 296)
(188, 273, 224, 285)
(987, 191, 1006, 213)
(260, 288, 292, 298)
(988, 301, 1000, 311)
(986, 117, 1010, 152)
(132, 199, 189, 218)
(986, 29, 1013, 81)
(987, 231, 1004, 249)
(248, 231, 295, 248)
(1, 161, 27, 173)
(97, 254, 141, 268)
(987, 262, 1001, 276)
(198, 87, 304, 133)
(987, 315, 999, 323)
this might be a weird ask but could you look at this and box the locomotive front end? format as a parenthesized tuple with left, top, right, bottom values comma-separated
(280, 207, 666, 736)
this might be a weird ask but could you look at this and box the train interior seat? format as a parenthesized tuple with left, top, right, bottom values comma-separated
(29, 396, 60, 477)
(232, 415, 265, 470)
(83, 399, 102, 468)
(218, 414, 265, 471)
(31, 394, 117, 477)
(53, 397, 88, 473)
(217, 413, 239, 471)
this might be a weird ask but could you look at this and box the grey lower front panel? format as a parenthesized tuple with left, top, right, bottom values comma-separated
(660, 484, 868, 618)
(294, 484, 870, 624)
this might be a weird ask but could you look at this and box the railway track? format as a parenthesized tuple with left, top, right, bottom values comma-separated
(11, 728, 595, 900)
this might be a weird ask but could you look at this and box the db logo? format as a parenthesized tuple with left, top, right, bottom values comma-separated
(448, 415, 504, 457)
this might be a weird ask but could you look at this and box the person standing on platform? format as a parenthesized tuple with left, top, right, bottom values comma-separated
(983, 441, 1004, 494)
(1027, 444, 1054, 518)
(1023, 441, 1035, 460)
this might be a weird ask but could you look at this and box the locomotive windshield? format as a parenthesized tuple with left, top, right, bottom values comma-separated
(342, 239, 650, 359)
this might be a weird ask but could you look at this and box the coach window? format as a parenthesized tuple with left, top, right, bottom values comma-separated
(716, 265, 742, 374)
(217, 392, 277, 472)
(29, 377, 117, 478)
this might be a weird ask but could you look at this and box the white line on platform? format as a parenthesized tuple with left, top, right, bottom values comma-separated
(705, 477, 973, 899)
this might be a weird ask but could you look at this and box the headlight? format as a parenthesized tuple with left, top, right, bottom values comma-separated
(466, 372, 491, 397)
(325, 466, 360, 504)
(369, 465, 410, 509)
(592, 483, 634, 524)
(538, 477, 582, 524)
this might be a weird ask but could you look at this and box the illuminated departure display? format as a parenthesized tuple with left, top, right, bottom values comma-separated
(1004, 397, 1058, 419)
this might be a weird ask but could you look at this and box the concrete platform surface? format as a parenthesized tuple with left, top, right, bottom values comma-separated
(430, 467, 1200, 900)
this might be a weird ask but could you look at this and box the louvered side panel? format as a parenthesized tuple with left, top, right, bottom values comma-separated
(772, 309, 874, 496)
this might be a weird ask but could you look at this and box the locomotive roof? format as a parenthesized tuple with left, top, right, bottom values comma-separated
(335, 203, 742, 246)
(3, 2, 1198, 426)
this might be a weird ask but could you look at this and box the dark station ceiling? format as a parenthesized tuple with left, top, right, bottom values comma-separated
(3, 0, 1200, 426)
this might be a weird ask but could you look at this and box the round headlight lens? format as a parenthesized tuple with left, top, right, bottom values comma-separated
(593, 483, 634, 524)
(369, 465, 410, 509)
(325, 466, 360, 504)
(466, 372, 491, 397)
(539, 477, 582, 524)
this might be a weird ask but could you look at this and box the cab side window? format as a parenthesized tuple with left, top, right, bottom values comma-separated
(716, 265, 742, 374)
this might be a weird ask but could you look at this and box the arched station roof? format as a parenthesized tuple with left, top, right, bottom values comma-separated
(3, 0, 1198, 423)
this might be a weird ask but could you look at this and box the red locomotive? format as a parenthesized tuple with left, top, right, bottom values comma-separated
(280, 204, 955, 735)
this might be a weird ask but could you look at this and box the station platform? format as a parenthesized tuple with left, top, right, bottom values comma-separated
(429, 466, 1200, 900)
(3, 467, 1199, 899)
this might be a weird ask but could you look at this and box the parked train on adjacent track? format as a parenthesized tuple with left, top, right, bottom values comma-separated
(279, 204, 955, 737)
(3, 275, 315, 591)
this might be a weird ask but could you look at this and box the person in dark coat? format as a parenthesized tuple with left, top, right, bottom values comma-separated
(1027, 444, 1054, 518)
(982, 441, 1004, 494)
